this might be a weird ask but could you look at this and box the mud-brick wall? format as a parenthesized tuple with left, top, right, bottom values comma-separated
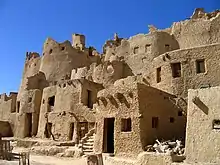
(149, 43, 220, 98)
(186, 87, 220, 164)
(94, 79, 143, 158)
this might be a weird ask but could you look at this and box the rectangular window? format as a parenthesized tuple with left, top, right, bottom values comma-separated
(165, 44, 170, 52)
(196, 59, 205, 73)
(121, 118, 132, 132)
(145, 44, 151, 53)
(152, 117, 159, 128)
(133, 47, 139, 54)
(156, 67, 161, 83)
(87, 90, 93, 109)
(17, 101, 20, 113)
(48, 96, 55, 112)
(178, 111, 183, 116)
(213, 120, 220, 130)
(170, 117, 175, 123)
(171, 62, 181, 78)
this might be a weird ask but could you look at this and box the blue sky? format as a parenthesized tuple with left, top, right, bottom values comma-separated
(0, 0, 219, 94)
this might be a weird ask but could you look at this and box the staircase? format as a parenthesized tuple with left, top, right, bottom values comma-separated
(78, 128, 95, 155)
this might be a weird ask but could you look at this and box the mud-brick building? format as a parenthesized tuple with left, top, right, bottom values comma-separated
(37, 79, 103, 142)
(94, 76, 186, 157)
(0, 92, 17, 137)
(186, 86, 220, 164)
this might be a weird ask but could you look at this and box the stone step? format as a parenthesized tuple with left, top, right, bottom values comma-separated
(83, 142, 93, 146)
(86, 139, 94, 142)
(83, 149, 93, 153)
(83, 146, 93, 150)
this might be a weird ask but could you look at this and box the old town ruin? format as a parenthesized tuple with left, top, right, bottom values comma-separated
(0, 8, 220, 165)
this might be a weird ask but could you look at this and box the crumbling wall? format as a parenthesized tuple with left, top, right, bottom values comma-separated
(185, 86, 220, 164)
(171, 9, 220, 49)
(14, 89, 42, 138)
(39, 37, 99, 83)
(37, 79, 103, 141)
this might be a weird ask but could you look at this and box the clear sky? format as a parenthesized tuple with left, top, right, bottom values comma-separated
(0, 0, 219, 94)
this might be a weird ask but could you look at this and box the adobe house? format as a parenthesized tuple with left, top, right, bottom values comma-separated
(0, 92, 17, 137)
(186, 86, 220, 164)
(37, 79, 103, 143)
(94, 77, 186, 158)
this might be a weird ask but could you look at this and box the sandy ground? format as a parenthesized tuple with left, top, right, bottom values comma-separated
(0, 154, 87, 165)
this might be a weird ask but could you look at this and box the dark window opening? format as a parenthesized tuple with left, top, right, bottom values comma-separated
(133, 47, 139, 54)
(61, 46, 65, 51)
(87, 90, 93, 109)
(145, 44, 151, 52)
(69, 123, 74, 140)
(152, 117, 159, 128)
(17, 101, 20, 113)
(49, 49, 53, 54)
(42, 99, 45, 104)
(196, 59, 205, 73)
(178, 111, 183, 116)
(48, 96, 55, 112)
(170, 117, 175, 123)
(63, 83, 66, 88)
(28, 97, 32, 103)
(213, 120, 220, 130)
(156, 67, 161, 83)
(121, 118, 132, 132)
(165, 44, 170, 51)
(171, 62, 181, 78)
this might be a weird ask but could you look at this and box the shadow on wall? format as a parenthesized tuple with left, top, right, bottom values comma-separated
(123, 63, 134, 78)
(26, 72, 49, 90)
(192, 96, 209, 115)
(0, 121, 13, 137)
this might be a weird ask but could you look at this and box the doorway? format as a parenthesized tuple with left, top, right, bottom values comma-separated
(26, 113, 32, 137)
(69, 123, 74, 140)
(103, 118, 115, 153)
(45, 123, 52, 138)
(79, 122, 88, 140)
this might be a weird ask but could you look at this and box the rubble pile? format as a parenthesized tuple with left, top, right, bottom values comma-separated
(145, 139, 184, 155)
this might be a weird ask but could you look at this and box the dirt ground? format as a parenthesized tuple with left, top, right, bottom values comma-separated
(0, 154, 87, 165)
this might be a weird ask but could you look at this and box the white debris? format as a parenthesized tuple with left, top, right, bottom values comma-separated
(145, 139, 184, 155)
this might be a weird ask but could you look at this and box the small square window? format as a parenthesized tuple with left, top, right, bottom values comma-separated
(178, 111, 183, 116)
(213, 120, 220, 130)
(171, 62, 181, 78)
(170, 117, 175, 123)
(152, 117, 158, 128)
(196, 59, 205, 73)
(145, 44, 151, 53)
(61, 46, 65, 51)
(121, 118, 132, 132)
(48, 96, 55, 106)
(28, 97, 32, 103)
(156, 67, 161, 83)
(133, 47, 139, 54)
(165, 44, 170, 52)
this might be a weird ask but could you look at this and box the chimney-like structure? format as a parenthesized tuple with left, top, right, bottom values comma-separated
(72, 33, 85, 50)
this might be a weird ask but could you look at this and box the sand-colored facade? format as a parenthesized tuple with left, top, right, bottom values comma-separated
(0, 8, 220, 165)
